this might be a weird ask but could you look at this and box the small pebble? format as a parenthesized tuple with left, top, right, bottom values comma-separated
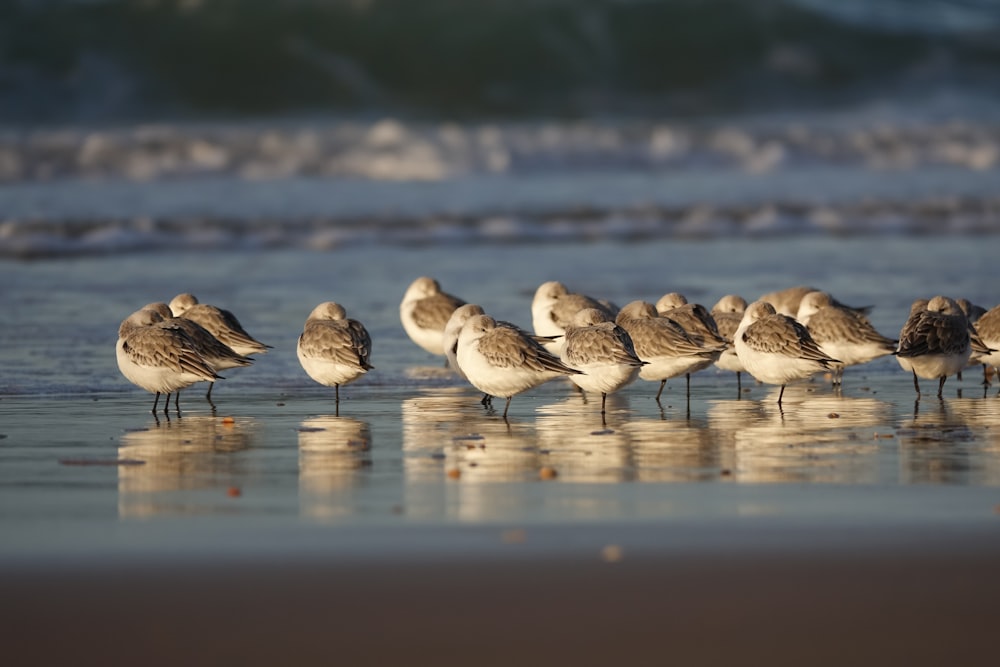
(226, 487, 242, 498)
(221, 416, 235, 425)
(446, 468, 461, 480)
(601, 544, 624, 563)
(539, 466, 558, 480)
(720, 468, 732, 477)
(502, 529, 527, 544)
(828, 412, 840, 419)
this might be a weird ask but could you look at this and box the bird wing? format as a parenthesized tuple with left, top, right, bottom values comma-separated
(299, 321, 369, 370)
(478, 325, 579, 374)
(124, 326, 219, 379)
(413, 293, 466, 330)
(743, 314, 837, 365)
(896, 312, 969, 357)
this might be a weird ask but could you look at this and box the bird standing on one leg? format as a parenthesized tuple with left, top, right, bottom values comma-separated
(297, 302, 373, 408)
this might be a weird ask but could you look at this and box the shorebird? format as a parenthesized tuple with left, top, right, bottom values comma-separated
(443, 304, 554, 406)
(456, 314, 580, 418)
(443, 304, 488, 380)
(710, 294, 748, 391)
(973, 304, 1000, 387)
(116, 308, 221, 413)
(169, 293, 271, 356)
(655, 292, 727, 394)
(297, 301, 374, 405)
(561, 308, 644, 414)
(734, 300, 839, 404)
(143, 302, 253, 400)
(759, 285, 871, 318)
(400, 276, 466, 357)
(615, 301, 724, 402)
(796, 291, 897, 386)
(531, 281, 617, 354)
(895, 296, 972, 398)
(957, 298, 988, 325)
(956, 298, 990, 382)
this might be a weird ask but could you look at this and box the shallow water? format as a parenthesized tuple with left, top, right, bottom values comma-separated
(2, 237, 999, 562)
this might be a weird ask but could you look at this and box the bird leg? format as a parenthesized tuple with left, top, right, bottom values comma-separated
(777, 385, 786, 405)
(912, 370, 921, 396)
(502, 396, 512, 419)
(151, 392, 161, 414)
(937, 376, 946, 399)
(205, 382, 215, 401)
(655, 380, 667, 402)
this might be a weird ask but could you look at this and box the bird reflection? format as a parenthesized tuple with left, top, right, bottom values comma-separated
(535, 395, 635, 483)
(402, 388, 540, 521)
(298, 415, 372, 521)
(117, 415, 255, 517)
(897, 398, 997, 485)
(402, 388, 489, 482)
(623, 413, 721, 482)
(707, 386, 890, 484)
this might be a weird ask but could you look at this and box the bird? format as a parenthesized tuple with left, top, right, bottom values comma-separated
(400, 276, 466, 357)
(168, 293, 271, 356)
(443, 303, 488, 381)
(655, 292, 727, 395)
(142, 302, 253, 401)
(957, 298, 988, 325)
(531, 281, 617, 354)
(734, 300, 839, 404)
(895, 299, 928, 377)
(956, 298, 990, 382)
(796, 291, 897, 386)
(443, 304, 554, 407)
(615, 301, 724, 402)
(895, 296, 972, 399)
(116, 308, 221, 413)
(972, 304, 1000, 387)
(561, 308, 645, 415)
(456, 314, 580, 418)
(710, 294, 748, 392)
(297, 302, 373, 406)
(759, 285, 871, 318)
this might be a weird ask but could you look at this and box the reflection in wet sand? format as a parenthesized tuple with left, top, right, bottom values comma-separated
(298, 416, 372, 521)
(707, 385, 890, 484)
(402, 388, 540, 521)
(117, 415, 256, 517)
(624, 414, 721, 482)
(898, 398, 1000, 485)
(535, 395, 634, 483)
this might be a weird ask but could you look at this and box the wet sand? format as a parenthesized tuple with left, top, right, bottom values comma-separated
(3, 238, 1000, 664)
(5, 524, 1000, 667)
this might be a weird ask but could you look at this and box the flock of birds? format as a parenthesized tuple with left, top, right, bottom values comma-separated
(115, 280, 1000, 418)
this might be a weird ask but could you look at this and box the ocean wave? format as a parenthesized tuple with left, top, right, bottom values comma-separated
(2, 0, 999, 122)
(3, 116, 1000, 183)
(2, 180, 997, 259)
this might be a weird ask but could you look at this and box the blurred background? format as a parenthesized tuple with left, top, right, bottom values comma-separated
(5, 0, 1000, 122)
(2, 0, 999, 256)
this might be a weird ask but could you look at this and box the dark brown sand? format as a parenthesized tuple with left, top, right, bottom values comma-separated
(5, 538, 1000, 667)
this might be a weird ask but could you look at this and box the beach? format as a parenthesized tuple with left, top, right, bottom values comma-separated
(4, 0, 1000, 660)
(3, 236, 1000, 663)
